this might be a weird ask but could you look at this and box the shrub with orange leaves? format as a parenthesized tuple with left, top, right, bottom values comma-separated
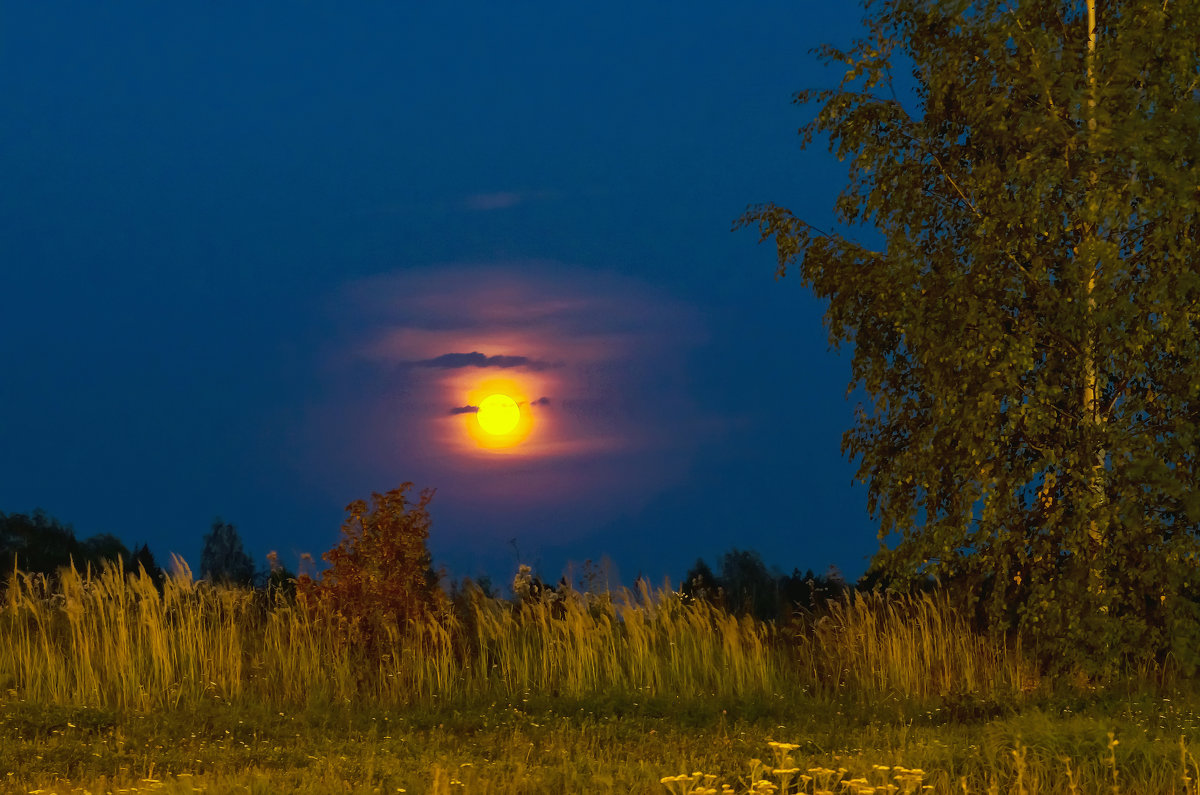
(299, 483, 444, 651)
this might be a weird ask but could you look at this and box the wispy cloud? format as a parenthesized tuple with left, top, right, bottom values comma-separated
(413, 352, 558, 371)
(318, 260, 711, 539)
(346, 262, 704, 366)
(447, 396, 551, 415)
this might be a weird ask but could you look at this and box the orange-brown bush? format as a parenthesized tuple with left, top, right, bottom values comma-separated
(298, 483, 445, 653)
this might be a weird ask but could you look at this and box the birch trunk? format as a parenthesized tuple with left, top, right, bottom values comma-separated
(1082, 0, 1107, 608)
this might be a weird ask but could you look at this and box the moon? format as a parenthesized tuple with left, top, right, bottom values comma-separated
(476, 393, 520, 436)
(460, 377, 536, 451)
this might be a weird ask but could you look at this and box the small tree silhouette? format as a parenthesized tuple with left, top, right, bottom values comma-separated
(201, 518, 256, 586)
(303, 483, 443, 650)
(718, 548, 777, 621)
(263, 550, 296, 601)
(681, 558, 722, 606)
(779, 566, 849, 615)
(130, 543, 163, 580)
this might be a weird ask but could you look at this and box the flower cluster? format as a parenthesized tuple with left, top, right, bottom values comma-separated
(660, 741, 932, 795)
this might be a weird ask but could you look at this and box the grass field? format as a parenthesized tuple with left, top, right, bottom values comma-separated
(2, 560, 1198, 793)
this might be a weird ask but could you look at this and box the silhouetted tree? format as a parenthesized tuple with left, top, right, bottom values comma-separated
(1, 509, 77, 577)
(719, 548, 778, 621)
(681, 558, 722, 605)
(682, 551, 853, 623)
(0, 509, 134, 580)
(130, 543, 164, 582)
(779, 566, 849, 614)
(261, 550, 296, 602)
(79, 533, 131, 573)
(200, 518, 256, 586)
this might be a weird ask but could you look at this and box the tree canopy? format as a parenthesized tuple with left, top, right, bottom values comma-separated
(739, 0, 1200, 674)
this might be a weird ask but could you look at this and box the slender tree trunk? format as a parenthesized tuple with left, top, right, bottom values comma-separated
(1083, 0, 1107, 609)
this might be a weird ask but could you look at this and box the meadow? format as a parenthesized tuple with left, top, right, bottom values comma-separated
(2, 559, 1199, 794)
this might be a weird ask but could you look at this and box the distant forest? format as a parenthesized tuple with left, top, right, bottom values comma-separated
(0, 508, 853, 622)
(0, 509, 162, 583)
(1, 509, 256, 589)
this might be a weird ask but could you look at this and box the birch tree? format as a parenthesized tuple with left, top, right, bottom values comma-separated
(740, 0, 1200, 674)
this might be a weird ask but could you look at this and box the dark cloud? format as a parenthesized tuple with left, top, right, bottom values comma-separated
(452, 397, 549, 415)
(414, 352, 558, 371)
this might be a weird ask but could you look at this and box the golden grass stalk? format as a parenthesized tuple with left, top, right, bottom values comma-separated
(0, 560, 1034, 710)
(794, 590, 1036, 701)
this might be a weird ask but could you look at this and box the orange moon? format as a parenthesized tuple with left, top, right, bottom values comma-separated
(463, 378, 535, 450)
(476, 393, 520, 435)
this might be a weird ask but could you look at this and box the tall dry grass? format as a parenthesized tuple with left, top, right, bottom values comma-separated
(796, 590, 1038, 700)
(0, 559, 1036, 711)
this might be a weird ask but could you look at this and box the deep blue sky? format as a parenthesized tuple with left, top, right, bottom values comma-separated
(1, 2, 882, 589)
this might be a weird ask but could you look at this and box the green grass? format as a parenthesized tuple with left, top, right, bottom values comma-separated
(2, 561, 1198, 793)
(5, 693, 1200, 793)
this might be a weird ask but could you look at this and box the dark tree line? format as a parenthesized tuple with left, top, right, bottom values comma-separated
(0, 509, 162, 582)
(3, 505, 860, 633)
(0, 509, 270, 588)
(681, 548, 849, 622)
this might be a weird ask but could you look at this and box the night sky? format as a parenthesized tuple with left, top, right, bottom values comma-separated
(2, 2, 882, 590)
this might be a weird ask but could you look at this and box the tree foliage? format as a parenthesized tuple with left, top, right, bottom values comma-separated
(739, 0, 1200, 674)
(200, 518, 256, 586)
(300, 483, 443, 651)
